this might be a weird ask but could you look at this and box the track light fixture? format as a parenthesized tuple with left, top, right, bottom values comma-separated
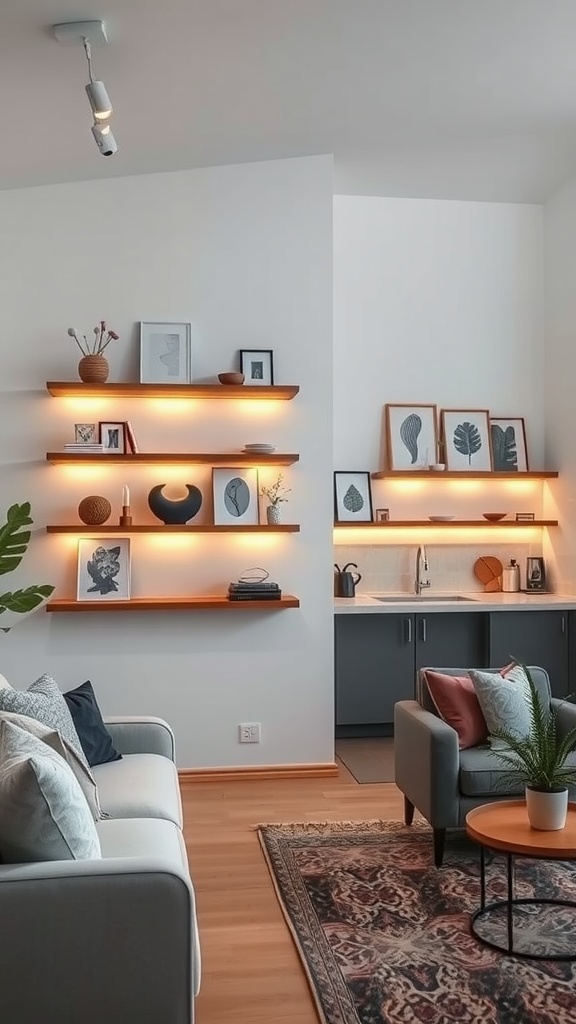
(53, 19, 118, 157)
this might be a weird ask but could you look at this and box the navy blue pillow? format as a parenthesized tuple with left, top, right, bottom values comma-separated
(64, 680, 122, 766)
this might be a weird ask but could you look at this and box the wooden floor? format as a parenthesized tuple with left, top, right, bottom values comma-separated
(183, 762, 407, 1024)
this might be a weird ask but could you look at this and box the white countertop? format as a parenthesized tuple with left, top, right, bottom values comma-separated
(334, 592, 576, 613)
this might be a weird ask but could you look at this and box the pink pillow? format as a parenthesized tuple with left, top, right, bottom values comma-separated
(423, 670, 488, 750)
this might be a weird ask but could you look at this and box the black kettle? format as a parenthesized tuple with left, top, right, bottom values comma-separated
(334, 562, 362, 598)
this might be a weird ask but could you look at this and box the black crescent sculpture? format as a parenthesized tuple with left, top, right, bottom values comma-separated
(147, 484, 203, 525)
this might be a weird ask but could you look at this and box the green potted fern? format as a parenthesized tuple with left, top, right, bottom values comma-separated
(492, 663, 576, 830)
(0, 502, 54, 629)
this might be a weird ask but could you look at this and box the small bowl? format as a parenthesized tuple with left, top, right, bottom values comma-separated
(482, 512, 507, 522)
(218, 372, 245, 385)
(428, 463, 446, 471)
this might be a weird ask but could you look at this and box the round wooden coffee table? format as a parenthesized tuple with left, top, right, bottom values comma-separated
(466, 800, 576, 959)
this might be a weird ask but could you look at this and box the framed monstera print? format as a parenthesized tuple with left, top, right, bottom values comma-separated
(385, 404, 438, 470)
(334, 472, 373, 523)
(441, 409, 493, 471)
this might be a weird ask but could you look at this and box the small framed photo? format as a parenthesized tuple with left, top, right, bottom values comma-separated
(526, 556, 546, 591)
(334, 471, 373, 523)
(385, 404, 438, 470)
(240, 349, 274, 386)
(77, 538, 131, 601)
(99, 421, 127, 454)
(490, 417, 529, 472)
(213, 468, 259, 525)
(375, 508, 390, 522)
(440, 409, 492, 471)
(74, 422, 98, 444)
(515, 512, 535, 522)
(140, 322, 192, 385)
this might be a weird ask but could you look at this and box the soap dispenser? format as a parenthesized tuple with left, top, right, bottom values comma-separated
(502, 558, 520, 593)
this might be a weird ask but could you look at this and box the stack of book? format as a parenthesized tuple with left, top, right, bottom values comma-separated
(64, 442, 105, 452)
(228, 580, 281, 601)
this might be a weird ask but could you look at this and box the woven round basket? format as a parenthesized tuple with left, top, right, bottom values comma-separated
(78, 355, 109, 384)
(78, 495, 112, 526)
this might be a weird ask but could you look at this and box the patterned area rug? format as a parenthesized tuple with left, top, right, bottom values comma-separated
(257, 819, 576, 1024)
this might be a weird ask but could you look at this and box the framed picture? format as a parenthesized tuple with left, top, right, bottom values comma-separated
(240, 349, 274, 386)
(334, 471, 373, 523)
(440, 409, 492, 471)
(490, 417, 529, 472)
(526, 556, 546, 592)
(74, 422, 97, 444)
(77, 538, 131, 601)
(385, 404, 438, 470)
(515, 512, 535, 522)
(375, 508, 390, 522)
(140, 322, 192, 384)
(99, 421, 127, 454)
(213, 467, 259, 525)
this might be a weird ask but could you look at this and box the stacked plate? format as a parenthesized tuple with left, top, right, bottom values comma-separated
(242, 443, 276, 454)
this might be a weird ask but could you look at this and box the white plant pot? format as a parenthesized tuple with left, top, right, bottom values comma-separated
(525, 785, 568, 830)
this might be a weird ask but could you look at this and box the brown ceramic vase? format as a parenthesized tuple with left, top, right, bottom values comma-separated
(78, 355, 109, 384)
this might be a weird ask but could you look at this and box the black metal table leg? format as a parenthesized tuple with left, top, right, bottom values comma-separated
(507, 853, 514, 954)
(480, 844, 486, 910)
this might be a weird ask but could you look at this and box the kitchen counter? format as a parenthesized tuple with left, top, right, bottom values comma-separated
(335, 593, 576, 613)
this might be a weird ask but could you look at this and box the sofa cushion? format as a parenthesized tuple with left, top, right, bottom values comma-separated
(423, 670, 487, 749)
(64, 680, 122, 767)
(0, 673, 88, 768)
(0, 710, 101, 819)
(93, 753, 182, 827)
(469, 665, 532, 744)
(0, 720, 101, 863)
(459, 745, 576, 798)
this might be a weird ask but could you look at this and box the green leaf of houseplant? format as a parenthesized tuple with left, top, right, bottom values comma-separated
(0, 502, 33, 576)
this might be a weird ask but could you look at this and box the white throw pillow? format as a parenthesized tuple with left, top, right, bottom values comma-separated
(469, 665, 531, 746)
(0, 673, 88, 768)
(0, 673, 11, 690)
(0, 711, 102, 820)
(0, 719, 101, 863)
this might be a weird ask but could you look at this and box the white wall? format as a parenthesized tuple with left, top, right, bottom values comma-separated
(543, 177, 576, 591)
(0, 155, 335, 769)
(333, 195, 547, 593)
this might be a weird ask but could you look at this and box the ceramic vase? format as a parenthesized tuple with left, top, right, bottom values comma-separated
(525, 785, 568, 830)
(266, 504, 282, 525)
(78, 354, 109, 384)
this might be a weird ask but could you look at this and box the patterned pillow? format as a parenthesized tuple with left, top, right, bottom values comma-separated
(0, 673, 88, 768)
(0, 674, 11, 690)
(469, 666, 532, 745)
(0, 711, 102, 819)
(0, 719, 101, 863)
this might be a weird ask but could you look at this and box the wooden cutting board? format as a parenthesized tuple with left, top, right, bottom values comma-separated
(474, 555, 503, 592)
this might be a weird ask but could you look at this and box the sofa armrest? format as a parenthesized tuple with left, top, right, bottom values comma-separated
(104, 716, 175, 760)
(394, 700, 461, 828)
(0, 857, 199, 1023)
(552, 698, 576, 741)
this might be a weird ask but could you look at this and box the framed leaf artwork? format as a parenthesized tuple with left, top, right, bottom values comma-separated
(440, 409, 492, 471)
(489, 417, 529, 472)
(334, 471, 373, 523)
(385, 404, 438, 470)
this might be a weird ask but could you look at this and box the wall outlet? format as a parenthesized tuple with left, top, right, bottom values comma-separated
(239, 722, 261, 743)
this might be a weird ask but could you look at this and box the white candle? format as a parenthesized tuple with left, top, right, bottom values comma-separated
(122, 485, 130, 507)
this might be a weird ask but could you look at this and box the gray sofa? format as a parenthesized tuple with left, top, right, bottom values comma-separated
(395, 665, 576, 867)
(0, 715, 201, 1024)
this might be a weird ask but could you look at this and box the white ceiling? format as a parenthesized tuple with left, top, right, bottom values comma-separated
(4, 0, 576, 201)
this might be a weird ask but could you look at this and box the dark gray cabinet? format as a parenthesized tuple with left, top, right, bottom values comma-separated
(335, 611, 485, 735)
(487, 610, 570, 699)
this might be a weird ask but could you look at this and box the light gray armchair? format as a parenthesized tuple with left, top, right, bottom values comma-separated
(394, 665, 576, 867)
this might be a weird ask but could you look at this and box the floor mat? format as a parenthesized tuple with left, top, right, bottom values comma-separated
(336, 737, 394, 783)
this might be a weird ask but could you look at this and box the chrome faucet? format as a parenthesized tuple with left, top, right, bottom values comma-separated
(415, 545, 431, 595)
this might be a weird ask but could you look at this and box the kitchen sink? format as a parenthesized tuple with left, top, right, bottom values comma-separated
(372, 594, 478, 603)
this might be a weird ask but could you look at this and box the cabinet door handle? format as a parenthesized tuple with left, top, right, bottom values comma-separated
(420, 617, 427, 643)
(561, 615, 566, 636)
(404, 617, 413, 644)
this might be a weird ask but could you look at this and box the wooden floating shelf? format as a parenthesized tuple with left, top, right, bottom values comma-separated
(46, 382, 299, 400)
(46, 452, 299, 466)
(46, 596, 300, 613)
(334, 520, 558, 528)
(371, 470, 558, 480)
(46, 524, 300, 534)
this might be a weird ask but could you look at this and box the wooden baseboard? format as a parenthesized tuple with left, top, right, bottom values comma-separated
(179, 763, 338, 783)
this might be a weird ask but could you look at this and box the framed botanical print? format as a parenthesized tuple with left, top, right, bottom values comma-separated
(213, 468, 259, 525)
(440, 409, 492, 471)
(334, 471, 373, 523)
(385, 404, 438, 470)
(77, 538, 131, 601)
(490, 417, 529, 472)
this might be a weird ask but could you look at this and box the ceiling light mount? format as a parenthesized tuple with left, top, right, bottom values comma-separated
(53, 20, 108, 46)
